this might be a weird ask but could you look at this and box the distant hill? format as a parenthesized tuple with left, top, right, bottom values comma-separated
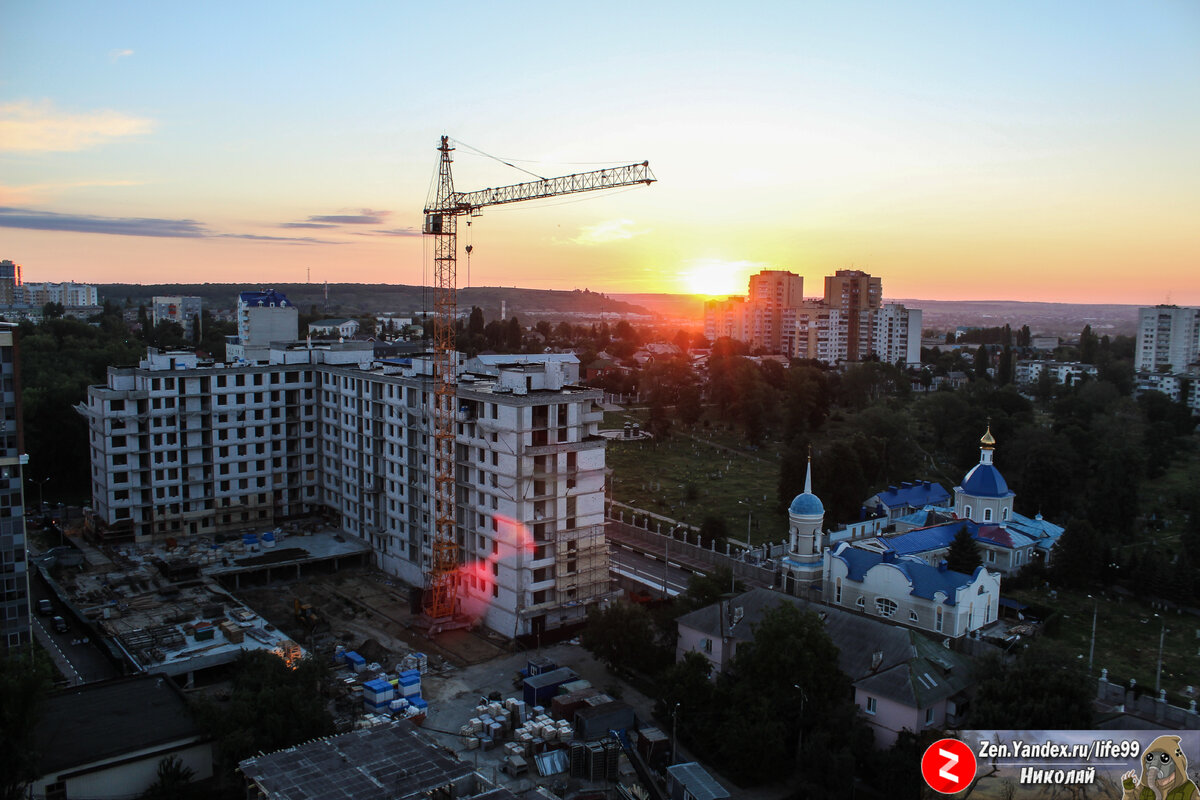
(97, 283, 652, 320)
(890, 299, 1141, 338)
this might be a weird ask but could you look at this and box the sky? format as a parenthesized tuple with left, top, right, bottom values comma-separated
(2, 1, 1199, 303)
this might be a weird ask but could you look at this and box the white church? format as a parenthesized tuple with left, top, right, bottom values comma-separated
(776, 426, 1061, 639)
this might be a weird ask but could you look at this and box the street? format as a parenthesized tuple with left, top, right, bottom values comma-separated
(29, 570, 121, 685)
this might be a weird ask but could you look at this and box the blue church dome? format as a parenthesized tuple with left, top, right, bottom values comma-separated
(789, 492, 825, 516)
(959, 463, 1012, 498)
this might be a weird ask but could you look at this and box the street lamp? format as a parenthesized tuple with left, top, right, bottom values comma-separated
(1086, 595, 1098, 675)
(671, 702, 680, 765)
(1154, 614, 1168, 696)
(793, 684, 808, 757)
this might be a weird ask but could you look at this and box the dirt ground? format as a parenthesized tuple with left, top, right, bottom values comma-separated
(233, 565, 509, 668)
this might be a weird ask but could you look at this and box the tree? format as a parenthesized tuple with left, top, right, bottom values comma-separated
(1050, 521, 1101, 589)
(41, 302, 64, 319)
(505, 317, 522, 350)
(194, 651, 334, 780)
(580, 601, 667, 674)
(467, 306, 485, 338)
(697, 515, 728, 547)
(973, 345, 990, 380)
(945, 526, 982, 574)
(0, 651, 53, 800)
(971, 646, 1093, 729)
(140, 755, 196, 800)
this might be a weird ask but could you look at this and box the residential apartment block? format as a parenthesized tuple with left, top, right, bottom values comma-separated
(151, 296, 202, 340)
(704, 268, 920, 364)
(80, 343, 610, 638)
(0, 324, 30, 652)
(0, 259, 100, 320)
(1136, 305, 1200, 373)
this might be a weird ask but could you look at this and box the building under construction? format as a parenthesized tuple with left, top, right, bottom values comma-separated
(80, 343, 614, 638)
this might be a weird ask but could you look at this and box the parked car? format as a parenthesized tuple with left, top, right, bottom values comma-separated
(51, 615, 68, 634)
(37, 599, 52, 616)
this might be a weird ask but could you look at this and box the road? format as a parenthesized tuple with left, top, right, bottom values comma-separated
(29, 570, 121, 685)
(609, 542, 699, 597)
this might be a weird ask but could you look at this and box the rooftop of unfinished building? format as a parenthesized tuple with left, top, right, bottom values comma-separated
(61, 525, 369, 672)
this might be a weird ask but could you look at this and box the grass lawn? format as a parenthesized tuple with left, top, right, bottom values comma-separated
(1007, 584, 1200, 707)
(602, 408, 787, 545)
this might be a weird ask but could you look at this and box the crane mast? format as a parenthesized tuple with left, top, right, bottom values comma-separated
(420, 136, 654, 625)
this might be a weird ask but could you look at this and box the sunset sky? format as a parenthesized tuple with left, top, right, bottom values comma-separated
(3, 2, 1198, 303)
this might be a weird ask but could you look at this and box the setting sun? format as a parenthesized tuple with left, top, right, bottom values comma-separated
(677, 259, 762, 298)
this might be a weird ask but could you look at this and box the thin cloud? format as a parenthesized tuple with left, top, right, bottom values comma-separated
(109, 48, 134, 62)
(572, 218, 648, 246)
(279, 221, 338, 229)
(0, 100, 154, 152)
(0, 179, 142, 205)
(0, 207, 339, 244)
(308, 209, 391, 225)
(363, 227, 421, 237)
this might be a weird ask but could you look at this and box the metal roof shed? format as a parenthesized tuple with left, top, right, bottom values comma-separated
(666, 762, 730, 800)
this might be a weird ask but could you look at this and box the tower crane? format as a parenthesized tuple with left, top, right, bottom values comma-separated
(421, 136, 655, 626)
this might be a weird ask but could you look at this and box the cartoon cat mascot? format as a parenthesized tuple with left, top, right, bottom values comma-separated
(1122, 735, 1197, 800)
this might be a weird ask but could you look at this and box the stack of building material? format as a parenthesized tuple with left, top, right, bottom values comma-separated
(636, 726, 669, 761)
(397, 669, 421, 700)
(399, 652, 429, 675)
(219, 620, 244, 643)
(362, 679, 394, 713)
(343, 651, 366, 673)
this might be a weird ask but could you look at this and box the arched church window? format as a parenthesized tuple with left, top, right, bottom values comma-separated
(964, 505, 972, 519)
(1002, 507, 1010, 520)
(984, 508, 992, 522)
(875, 598, 897, 617)
(835, 578, 842, 603)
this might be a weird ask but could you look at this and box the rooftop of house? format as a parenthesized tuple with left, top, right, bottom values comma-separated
(34, 674, 206, 776)
(239, 722, 474, 800)
(676, 587, 916, 680)
(853, 631, 974, 708)
(868, 481, 950, 510)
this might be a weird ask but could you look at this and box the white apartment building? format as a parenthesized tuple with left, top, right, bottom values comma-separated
(228, 290, 299, 364)
(152, 296, 202, 339)
(1136, 305, 1200, 373)
(1014, 359, 1099, 387)
(22, 281, 99, 307)
(79, 343, 610, 638)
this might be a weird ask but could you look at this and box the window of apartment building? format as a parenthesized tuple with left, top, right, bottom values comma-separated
(865, 697, 877, 715)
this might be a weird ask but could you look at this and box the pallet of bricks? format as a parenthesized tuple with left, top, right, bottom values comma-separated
(459, 697, 573, 754)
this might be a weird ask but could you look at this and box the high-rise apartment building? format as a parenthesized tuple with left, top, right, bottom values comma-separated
(81, 344, 610, 638)
(1135, 305, 1200, 373)
(0, 260, 22, 306)
(703, 268, 921, 365)
(227, 290, 299, 363)
(0, 324, 30, 652)
(152, 296, 202, 340)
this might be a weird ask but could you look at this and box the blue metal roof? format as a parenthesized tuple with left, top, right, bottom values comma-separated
(789, 492, 824, 516)
(239, 289, 292, 307)
(958, 463, 1013, 499)
(832, 545, 979, 606)
(872, 482, 950, 510)
(882, 522, 973, 555)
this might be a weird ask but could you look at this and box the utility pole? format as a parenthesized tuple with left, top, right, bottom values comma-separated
(1087, 595, 1098, 675)
(1155, 616, 1168, 695)
(671, 702, 680, 765)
